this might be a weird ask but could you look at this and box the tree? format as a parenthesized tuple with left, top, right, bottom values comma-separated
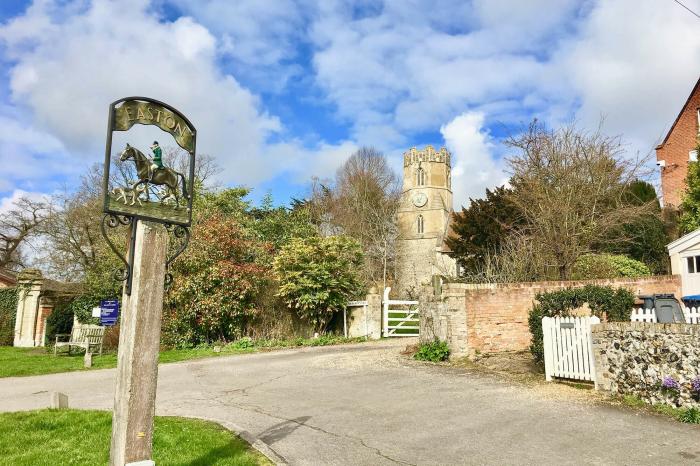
(41, 170, 104, 279)
(445, 186, 523, 271)
(505, 121, 653, 279)
(680, 142, 700, 234)
(310, 147, 400, 288)
(273, 236, 364, 332)
(600, 180, 670, 274)
(0, 196, 48, 270)
(249, 193, 317, 253)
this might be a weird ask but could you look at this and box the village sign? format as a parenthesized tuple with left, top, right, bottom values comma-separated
(100, 96, 196, 295)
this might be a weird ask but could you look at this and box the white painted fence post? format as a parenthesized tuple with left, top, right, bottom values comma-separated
(589, 316, 600, 389)
(542, 317, 553, 382)
(383, 287, 390, 337)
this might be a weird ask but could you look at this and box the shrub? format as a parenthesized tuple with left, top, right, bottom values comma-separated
(45, 301, 74, 345)
(571, 254, 651, 280)
(528, 285, 635, 363)
(163, 213, 270, 347)
(68, 295, 101, 326)
(273, 236, 364, 332)
(0, 287, 18, 346)
(230, 337, 254, 350)
(679, 407, 700, 424)
(414, 339, 450, 362)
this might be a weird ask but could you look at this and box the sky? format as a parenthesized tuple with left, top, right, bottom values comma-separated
(0, 0, 698, 210)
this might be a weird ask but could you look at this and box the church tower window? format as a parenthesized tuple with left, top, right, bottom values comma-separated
(417, 215, 424, 234)
(417, 168, 425, 186)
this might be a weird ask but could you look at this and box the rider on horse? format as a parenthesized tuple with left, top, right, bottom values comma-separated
(149, 141, 164, 182)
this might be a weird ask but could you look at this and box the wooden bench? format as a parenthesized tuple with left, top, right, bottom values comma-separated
(54, 326, 105, 356)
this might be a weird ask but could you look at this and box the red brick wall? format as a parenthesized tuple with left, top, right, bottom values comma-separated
(35, 303, 53, 346)
(449, 276, 682, 355)
(656, 79, 700, 207)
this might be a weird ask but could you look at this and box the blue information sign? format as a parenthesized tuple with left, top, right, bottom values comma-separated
(100, 300, 119, 326)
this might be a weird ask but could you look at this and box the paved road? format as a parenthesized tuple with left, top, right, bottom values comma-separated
(1, 340, 699, 465)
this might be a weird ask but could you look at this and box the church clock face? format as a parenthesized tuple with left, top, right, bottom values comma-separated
(412, 192, 428, 207)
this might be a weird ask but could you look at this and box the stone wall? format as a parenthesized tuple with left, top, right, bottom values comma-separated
(592, 322, 700, 408)
(437, 275, 682, 357)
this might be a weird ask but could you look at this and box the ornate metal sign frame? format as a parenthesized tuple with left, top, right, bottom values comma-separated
(101, 97, 196, 295)
(102, 96, 196, 227)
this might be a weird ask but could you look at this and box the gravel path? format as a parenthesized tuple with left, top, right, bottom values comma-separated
(1, 339, 699, 465)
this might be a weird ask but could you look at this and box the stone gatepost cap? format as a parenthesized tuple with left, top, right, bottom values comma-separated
(17, 268, 42, 281)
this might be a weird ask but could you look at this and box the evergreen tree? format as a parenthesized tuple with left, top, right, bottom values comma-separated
(601, 180, 671, 274)
(680, 142, 700, 234)
(446, 186, 523, 272)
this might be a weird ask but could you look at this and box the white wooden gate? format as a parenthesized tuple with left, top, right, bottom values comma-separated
(542, 316, 600, 384)
(382, 287, 419, 337)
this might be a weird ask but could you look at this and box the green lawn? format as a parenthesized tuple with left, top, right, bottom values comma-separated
(0, 409, 270, 466)
(0, 335, 366, 378)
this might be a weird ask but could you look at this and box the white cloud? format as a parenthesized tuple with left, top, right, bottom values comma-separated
(550, 0, 700, 153)
(310, 0, 700, 171)
(0, 0, 284, 187)
(0, 0, 362, 195)
(2, 0, 699, 202)
(440, 112, 508, 207)
(0, 110, 82, 192)
(169, 0, 304, 66)
(268, 139, 359, 183)
(0, 189, 50, 214)
(309, 0, 581, 145)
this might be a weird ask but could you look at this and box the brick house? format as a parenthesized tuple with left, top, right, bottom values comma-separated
(655, 75, 700, 207)
(0, 268, 17, 288)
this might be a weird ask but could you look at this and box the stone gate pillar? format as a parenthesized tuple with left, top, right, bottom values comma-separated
(13, 269, 44, 347)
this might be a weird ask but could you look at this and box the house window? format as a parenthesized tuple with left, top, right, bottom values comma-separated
(417, 215, 424, 234)
(686, 256, 700, 274)
(417, 168, 425, 186)
(691, 150, 698, 162)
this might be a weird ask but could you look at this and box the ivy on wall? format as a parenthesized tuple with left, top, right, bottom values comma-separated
(528, 285, 635, 363)
(0, 287, 19, 346)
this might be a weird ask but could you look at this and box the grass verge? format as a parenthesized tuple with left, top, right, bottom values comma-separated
(619, 395, 700, 424)
(0, 409, 271, 466)
(0, 335, 367, 378)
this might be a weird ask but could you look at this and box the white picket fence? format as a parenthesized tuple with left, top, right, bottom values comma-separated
(382, 287, 420, 337)
(542, 316, 600, 384)
(630, 307, 700, 324)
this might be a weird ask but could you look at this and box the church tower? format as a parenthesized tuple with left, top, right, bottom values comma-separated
(395, 145, 455, 293)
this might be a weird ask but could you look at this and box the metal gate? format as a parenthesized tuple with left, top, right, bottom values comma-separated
(382, 287, 419, 337)
(542, 316, 600, 384)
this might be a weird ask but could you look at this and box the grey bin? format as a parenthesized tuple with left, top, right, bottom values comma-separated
(638, 294, 685, 323)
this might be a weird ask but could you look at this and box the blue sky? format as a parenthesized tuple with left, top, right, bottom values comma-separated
(0, 0, 699, 211)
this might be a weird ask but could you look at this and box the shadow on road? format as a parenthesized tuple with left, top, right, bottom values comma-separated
(258, 416, 312, 444)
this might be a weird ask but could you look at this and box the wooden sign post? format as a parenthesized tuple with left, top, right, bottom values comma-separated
(110, 221, 168, 465)
(100, 97, 196, 466)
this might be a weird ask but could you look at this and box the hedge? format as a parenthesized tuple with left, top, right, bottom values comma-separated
(571, 253, 651, 280)
(0, 287, 19, 346)
(528, 285, 635, 363)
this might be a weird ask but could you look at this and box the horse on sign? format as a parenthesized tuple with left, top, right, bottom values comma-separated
(119, 144, 188, 207)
